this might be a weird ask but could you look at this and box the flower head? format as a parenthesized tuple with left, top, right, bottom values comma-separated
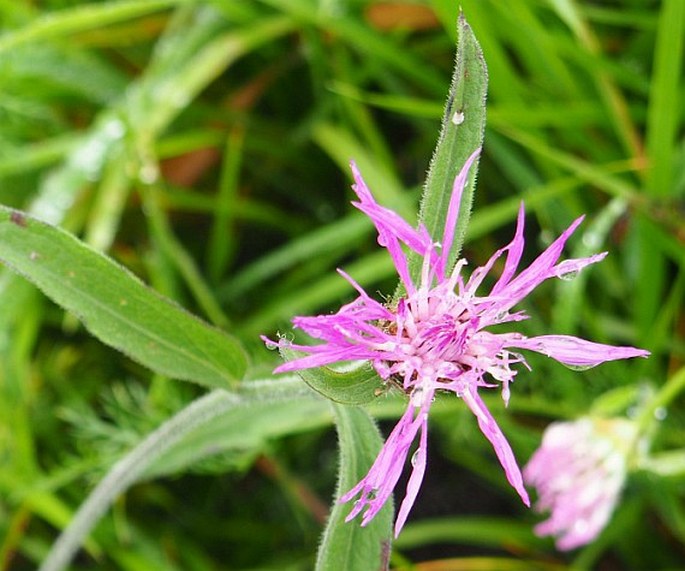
(524, 417, 637, 550)
(263, 149, 649, 537)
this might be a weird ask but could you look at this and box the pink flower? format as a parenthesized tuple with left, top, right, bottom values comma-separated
(263, 149, 649, 537)
(524, 417, 637, 550)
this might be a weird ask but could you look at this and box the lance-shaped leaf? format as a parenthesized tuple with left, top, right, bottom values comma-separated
(0, 207, 247, 389)
(316, 403, 393, 571)
(408, 12, 488, 284)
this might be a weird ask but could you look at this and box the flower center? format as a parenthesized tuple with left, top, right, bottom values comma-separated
(405, 287, 474, 362)
(378, 286, 478, 397)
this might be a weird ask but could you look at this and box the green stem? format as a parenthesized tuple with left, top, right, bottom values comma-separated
(141, 183, 232, 328)
(39, 378, 312, 571)
(635, 366, 685, 441)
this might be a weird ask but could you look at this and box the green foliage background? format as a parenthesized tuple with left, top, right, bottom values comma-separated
(0, 1, 683, 569)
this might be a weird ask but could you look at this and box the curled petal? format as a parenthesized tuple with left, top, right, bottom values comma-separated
(553, 252, 607, 279)
(439, 148, 481, 278)
(340, 404, 424, 528)
(350, 161, 434, 291)
(269, 344, 379, 373)
(495, 216, 585, 311)
(491, 203, 526, 295)
(461, 387, 530, 506)
(508, 335, 650, 368)
(336, 269, 395, 320)
(394, 404, 429, 537)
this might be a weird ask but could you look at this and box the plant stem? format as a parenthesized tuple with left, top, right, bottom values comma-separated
(39, 378, 313, 571)
(635, 366, 685, 442)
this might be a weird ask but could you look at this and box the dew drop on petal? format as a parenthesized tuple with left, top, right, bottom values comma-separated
(501, 384, 510, 404)
(410, 387, 424, 407)
(410, 449, 421, 467)
(563, 363, 598, 372)
(558, 269, 579, 282)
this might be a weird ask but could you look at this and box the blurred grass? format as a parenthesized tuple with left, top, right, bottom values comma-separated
(0, 0, 683, 570)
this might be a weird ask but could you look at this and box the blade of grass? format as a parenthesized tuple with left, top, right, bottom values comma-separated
(141, 184, 232, 329)
(0, 0, 185, 54)
(207, 126, 245, 284)
(634, 0, 684, 347)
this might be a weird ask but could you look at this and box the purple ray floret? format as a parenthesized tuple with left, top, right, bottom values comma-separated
(263, 149, 649, 537)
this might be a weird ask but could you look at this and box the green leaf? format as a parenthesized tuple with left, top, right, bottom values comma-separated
(0, 207, 247, 389)
(279, 346, 387, 405)
(316, 404, 393, 571)
(409, 12, 488, 283)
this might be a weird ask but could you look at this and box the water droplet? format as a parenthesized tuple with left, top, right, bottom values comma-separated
(139, 163, 159, 184)
(71, 139, 107, 181)
(410, 387, 424, 407)
(654, 407, 667, 421)
(411, 449, 422, 467)
(563, 363, 598, 372)
(558, 269, 579, 282)
(451, 110, 465, 125)
(103, 118, 125, 140)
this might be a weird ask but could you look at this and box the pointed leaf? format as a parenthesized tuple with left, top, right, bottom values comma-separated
(316, 403, 393, 571)
(0, 207, 247, 389)
(410, 13, 488, 280)
(279, 346, 386, 405)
